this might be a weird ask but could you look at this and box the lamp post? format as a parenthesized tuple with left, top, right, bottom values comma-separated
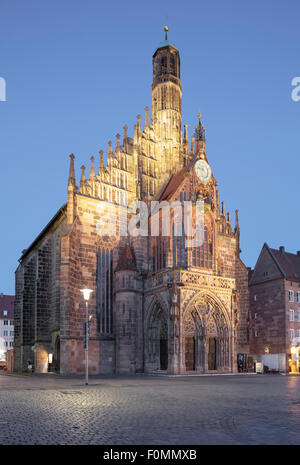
(80, 288, 93, 385)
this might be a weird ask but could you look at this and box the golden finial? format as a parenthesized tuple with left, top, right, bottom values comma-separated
(197, 111, 202, 120)
(164, 25, 168, 40)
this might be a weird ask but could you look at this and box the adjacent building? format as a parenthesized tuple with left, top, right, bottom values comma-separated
(0, 294, 14, 363)
(249, 243, 300, 372)
(14, 29, 250, 375)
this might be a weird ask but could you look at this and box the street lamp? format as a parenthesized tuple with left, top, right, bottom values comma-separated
(80, 288, 93, 385)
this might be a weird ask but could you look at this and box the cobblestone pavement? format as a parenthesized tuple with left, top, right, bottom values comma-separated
(1, 372, 300, 445)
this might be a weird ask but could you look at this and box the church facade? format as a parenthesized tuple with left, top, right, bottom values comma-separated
(14, 29, 249, 375)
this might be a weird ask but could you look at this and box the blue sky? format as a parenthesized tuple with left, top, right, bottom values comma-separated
(0, 0, 299, 294)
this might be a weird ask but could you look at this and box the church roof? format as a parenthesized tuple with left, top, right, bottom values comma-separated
(159, 165, 189, 201)
(19, 204, 67, 262)
(115, 243, 137, 272)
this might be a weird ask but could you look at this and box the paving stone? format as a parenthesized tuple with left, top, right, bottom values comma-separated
(0, 373, 300, 444)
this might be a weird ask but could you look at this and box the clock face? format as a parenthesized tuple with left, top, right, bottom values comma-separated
(194, 159, 211, 182)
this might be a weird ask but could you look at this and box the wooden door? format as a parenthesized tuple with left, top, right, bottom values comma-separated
(208, 337, 216, 370)
(185, 336, 195, 371)
(160, 339, 168, 370)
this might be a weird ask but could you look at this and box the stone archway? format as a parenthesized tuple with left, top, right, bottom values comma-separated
(183, 293, 231, 373)
(145, 300, 169, 372)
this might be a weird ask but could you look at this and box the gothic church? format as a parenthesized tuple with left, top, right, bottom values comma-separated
(14, 29, 249, 375)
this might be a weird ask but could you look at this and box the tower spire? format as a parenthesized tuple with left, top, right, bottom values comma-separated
(194, 111, 206, 142)
(152, 25, 182, 175)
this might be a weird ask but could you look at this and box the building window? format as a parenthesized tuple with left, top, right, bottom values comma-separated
(290, 329, 295, 341)
(191, 226, 213, 269)
(297, 292, 300, 303)
(3, 310, 7, 316)
(3, 330, 8, 337)
(3, 320, 8, 326)
(9, 342, 13, 347)
(254, 331, 258, 337)
(290, 310, 295, 321)
(254, 313, 258, 319)
(289, 290, 294, 302)
(298, 311, 300, 322)
(10, 331, 14, 337)
(96, 249, 114, 335)
(4, 341, 8, 347)
(253, 295, 257, 301)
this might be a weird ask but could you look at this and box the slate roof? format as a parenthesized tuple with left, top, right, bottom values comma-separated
(268, 245, 300, 281)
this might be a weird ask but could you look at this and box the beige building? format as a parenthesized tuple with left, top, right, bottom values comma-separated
(14, 29, 249, 375)
(0, 294, 14, 363)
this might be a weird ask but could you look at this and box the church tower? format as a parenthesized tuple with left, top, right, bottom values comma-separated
(152, 27, 182, 177)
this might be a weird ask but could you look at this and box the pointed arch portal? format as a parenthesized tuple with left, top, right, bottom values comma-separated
(145, 300, 169, 372)
(183, 294, 230, 373)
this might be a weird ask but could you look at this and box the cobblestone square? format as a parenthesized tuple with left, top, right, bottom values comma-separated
(1, 373, 300, 445)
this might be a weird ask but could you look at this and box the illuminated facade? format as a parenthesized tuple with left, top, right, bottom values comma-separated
(14, 29, 249, 375)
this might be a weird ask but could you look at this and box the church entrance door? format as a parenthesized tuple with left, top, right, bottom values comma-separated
(160, 339, 168, 370)
(185, 336, 195, 371)
(208, 337, 216, 370)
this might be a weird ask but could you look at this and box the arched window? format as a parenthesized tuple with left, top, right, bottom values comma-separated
(96, 249, 114, 335)
(192, 227, 213, 268)
(161, 56, 167, 74)
(170, 54, 175, 75)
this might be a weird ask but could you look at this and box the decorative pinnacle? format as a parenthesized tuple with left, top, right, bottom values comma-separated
(90, 156, 95, 179)
(235, 209, 239, 229)
(145, 107, 150, 127)
(80, 165, 86, 184)
(197, 111, 202, 120)
(183, 124, 188, 141)
(99, 150, 104, 171)
(68, 153, 75, 186)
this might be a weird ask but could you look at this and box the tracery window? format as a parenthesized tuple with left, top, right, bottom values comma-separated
(96, 249, 114, 335)
(191, 226, 213, 268)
